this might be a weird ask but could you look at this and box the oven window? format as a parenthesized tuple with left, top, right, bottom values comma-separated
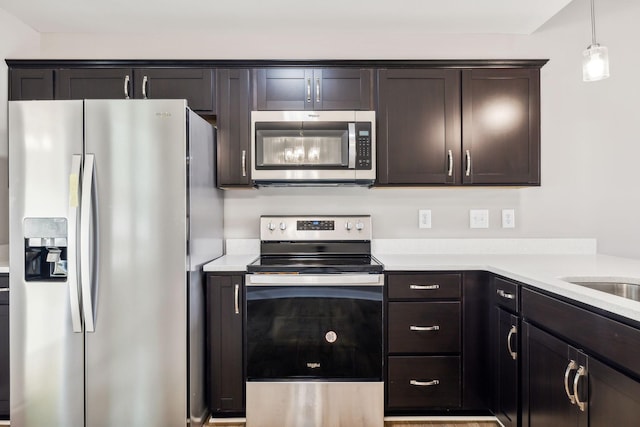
(246, 286, 383, 381)
(255, 122, 349, 168)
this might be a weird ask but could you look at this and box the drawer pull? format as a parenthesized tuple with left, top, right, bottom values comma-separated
(564, 359, 578, 404)
(410, 325, 440, 332)
(410, 284, 440, 290)
(410, 379, 440, 387)
(573, 365, 588, 412)
(0, 288, 9, 293)
(497, 289, 516, 300)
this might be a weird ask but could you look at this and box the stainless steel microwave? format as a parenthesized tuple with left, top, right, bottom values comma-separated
(250, 110, 376, 185)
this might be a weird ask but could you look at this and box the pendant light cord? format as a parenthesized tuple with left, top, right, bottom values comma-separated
(590, 0, 597, 46)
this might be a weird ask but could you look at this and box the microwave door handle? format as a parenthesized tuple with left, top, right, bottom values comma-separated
(348, 123, 356, 169)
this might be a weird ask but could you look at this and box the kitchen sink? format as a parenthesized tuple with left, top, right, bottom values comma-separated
(561, 277, 640, 302)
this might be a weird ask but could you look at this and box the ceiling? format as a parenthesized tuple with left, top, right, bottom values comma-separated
(0, 0, 575, 35)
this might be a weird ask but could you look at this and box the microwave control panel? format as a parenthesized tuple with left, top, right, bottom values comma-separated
(355, 123, 373, 170)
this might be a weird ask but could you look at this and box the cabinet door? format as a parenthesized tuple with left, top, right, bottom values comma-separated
(377, 69, 461, 185)
(9, 69, 54, 100)
(588, 356, 640, 427)
(216, 69, 252, 187)
(134, 68, 215, 113)
(495, 308, 519, 427)
(522, 322, 585, 427)
(255, 68, 312, 110)
(55, 68, 134, 99)
(206, 274, 244, 415)
(0, 276, 9, 418)
(462, 68, 540, 185)
(314, 69, 372, 110)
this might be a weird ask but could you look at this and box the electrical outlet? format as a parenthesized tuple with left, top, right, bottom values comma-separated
(419, 209, 432, 229)
(502, 209, 516, 228)
(470, 209, 489, 229)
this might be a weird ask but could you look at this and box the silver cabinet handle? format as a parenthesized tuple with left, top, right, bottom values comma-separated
(124, 75, 130, 99)
(241, 150, 247, 177)
(465, 149, 471, 176)
(306, 78, 312, 103)
(234, 284, 240, 315)
(410, 379, 440, 387)
(564, 359, 578, 404)
(410, 284, 440, 290)
(573, 365, 588, 412)
(0, 289, 9, 293)
(410, 325, 440, 331)
(68, 155, 83, 333)
(497, 289, 515, 300)
(447, 149, 453, 177)
(507, 325, 517, 360)
(80, 154, 98, 333)
(315, 77, 321, 103)
(142, 75, 148, 99)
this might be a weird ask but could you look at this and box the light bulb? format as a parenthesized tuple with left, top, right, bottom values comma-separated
(583, 44, 610, 82)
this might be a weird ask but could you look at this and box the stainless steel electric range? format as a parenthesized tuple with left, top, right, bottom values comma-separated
(245, 215, 384, 427)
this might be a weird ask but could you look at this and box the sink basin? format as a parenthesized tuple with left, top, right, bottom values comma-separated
(561, 277, 640, 302)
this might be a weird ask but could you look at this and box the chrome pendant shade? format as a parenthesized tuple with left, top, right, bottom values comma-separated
(582, 0, 610, 82)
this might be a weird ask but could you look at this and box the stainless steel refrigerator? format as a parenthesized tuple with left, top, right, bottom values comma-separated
(8, 99, 223, 427)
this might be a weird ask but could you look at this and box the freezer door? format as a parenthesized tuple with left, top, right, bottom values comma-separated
(83, 100, 189, 427)
(9, 100, 85, 427)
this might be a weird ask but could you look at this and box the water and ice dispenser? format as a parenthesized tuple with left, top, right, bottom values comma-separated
(24, 218, 69, 281)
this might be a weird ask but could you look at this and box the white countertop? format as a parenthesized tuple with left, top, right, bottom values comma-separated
(202, 239, 640, 324)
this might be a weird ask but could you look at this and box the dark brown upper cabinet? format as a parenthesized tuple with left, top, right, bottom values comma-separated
(462, 68, 540, 185)
(216, 68, 252, 188)
(55, 68, 215, 113)
(377, 67, 541, 186)
(254, 68, 373, 110)
(9, 69, 55, 100)
(377, 68, 461, 185)
(55, 68, 134, 100)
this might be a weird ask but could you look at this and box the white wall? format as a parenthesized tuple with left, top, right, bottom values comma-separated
(4, 0, 640, 258)
(0, 9, 40, 244)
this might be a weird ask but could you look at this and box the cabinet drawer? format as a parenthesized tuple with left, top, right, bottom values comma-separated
(0, 275, 7, 305)
(387, 356, 461, 409)
(493, 276, 519, 312)
(388, 273, 461, 300)
(388, 302, 460, 353)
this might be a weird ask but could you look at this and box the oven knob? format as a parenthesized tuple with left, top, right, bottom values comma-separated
(355, 221, 365, 231)
(267, 222, 276, 231)
(345, 221, 353, 231)
(279, 222, 287, 231)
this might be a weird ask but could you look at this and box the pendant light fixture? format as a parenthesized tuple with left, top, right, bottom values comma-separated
(582, 0, 609, 82)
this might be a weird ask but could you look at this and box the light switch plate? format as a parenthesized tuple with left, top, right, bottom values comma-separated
(419, 209, 432, 229)
(470, 209, 489, 229)
(502, 209, 516, 228)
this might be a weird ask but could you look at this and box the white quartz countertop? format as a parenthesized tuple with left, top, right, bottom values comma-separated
(203, 247, 640, 324)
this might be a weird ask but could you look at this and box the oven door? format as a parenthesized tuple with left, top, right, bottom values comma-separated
(245, 274, 383, 381)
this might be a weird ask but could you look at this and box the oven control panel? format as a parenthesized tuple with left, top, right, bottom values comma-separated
(260, 215, 372, 241)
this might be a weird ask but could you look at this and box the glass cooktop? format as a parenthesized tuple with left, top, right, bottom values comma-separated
(247, 255, 384, 274)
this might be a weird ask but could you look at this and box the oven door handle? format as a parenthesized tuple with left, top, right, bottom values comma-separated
(246, 274, 383, 286)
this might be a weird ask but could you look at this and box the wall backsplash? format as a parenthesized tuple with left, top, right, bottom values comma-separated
(223, 186, 585, 240)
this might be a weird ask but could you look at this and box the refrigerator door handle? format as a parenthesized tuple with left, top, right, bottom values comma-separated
(68, 154, 83, 333)
(80, 153, 98, 332)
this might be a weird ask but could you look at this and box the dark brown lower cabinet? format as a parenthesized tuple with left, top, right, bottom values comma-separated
(205, 274, 245, 416)
(387, 356, 461, 409)
(0, 274, 9, 419)
(494, 308, 519, 427)
(522, 321, 640, 427)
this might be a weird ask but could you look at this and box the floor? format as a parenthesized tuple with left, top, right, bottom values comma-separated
(207, 422, 499, 427)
